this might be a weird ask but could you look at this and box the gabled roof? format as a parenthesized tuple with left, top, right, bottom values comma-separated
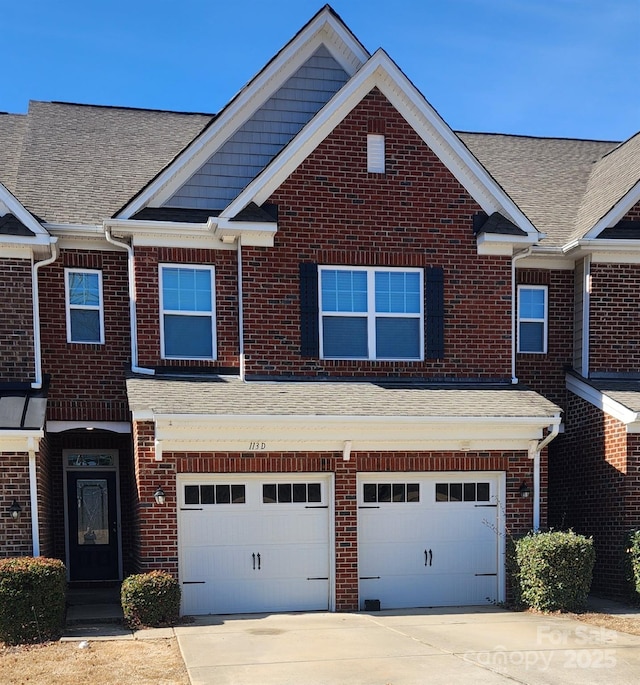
(221, 49, 539, 242)
(117, 5, 369, 219)
(0, 181, 50, 241)
(459, 132, 617, 247)
(579, 132, 640, 241)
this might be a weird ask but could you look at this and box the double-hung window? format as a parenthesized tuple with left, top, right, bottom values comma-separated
(160, 265, 216, 360)
(319, 266, 423, 360)
(517, 285, 547, 353)
(65, 268, 104, 344)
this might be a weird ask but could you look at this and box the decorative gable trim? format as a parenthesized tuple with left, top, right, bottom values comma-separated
(116, 6, 369, 220)
(581, 179, 640, 241)
(221, 50, 539, 246)
(0, 182, 51, 244)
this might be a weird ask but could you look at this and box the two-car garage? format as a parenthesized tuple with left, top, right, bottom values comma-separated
(177, 472, 503, 616)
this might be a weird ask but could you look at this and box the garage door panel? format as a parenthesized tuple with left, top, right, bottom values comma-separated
(358, 473, 501, 610)
(178, 474, 331, 615)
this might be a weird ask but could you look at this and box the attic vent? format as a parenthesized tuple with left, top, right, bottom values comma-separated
(367, 134, 385, 173)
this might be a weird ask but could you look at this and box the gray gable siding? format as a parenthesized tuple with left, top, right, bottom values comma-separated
(165, 46, 349, 211)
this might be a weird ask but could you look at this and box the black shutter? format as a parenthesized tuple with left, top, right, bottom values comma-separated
(299, 263, 319, 357)
(425, 266, 444, 359)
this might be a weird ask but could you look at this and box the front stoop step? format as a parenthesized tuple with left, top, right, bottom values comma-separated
(66, 603, 124, 625)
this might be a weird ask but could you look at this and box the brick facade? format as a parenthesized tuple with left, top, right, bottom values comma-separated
(549, 394, 637, 597)
(132, 432, 542, 609)
(0, 259, 34, 383)
(0, 453, 32, 557)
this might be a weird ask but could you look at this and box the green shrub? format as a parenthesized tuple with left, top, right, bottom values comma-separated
(625, 530, 640, 601)
(515, 531, 595, 612)
(0, 557, 66, 645)
(121, 570, 181, 628)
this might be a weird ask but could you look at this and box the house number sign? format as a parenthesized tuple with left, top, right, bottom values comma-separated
(248, 442, 267, 450)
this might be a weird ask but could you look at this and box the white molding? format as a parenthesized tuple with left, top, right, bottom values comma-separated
(0, 243, 34, 258)
(117, 8, 369, 218)
(222, 50, 538, 240)
(477, 233, 535, 255)
(214, 219, 277, 247)
(138, 412, 561, 454)
(0, 431, 43, 452)
(566, 374, 639, 429)
(0, 182, 50, 237)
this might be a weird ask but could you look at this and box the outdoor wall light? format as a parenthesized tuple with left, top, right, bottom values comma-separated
(153, 486, 166, 505)
(519, 481, 531, 499)
(9, 500, 22, 519)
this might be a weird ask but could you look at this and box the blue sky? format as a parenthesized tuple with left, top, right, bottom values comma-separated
(4, 0, 639, 141)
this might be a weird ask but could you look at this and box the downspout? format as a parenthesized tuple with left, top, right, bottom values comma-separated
(28, 438, 40, 556)
(511, 247, 533, 384)
(530, 419, 560, 531)
(237, 236, 245, 381)
(104, 227, 154, 375)
(31, 240, 59, 389)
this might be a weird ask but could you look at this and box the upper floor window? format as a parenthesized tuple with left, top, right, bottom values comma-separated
(65, 268, 104, 344)
(319, 266, 423, 360)
(518, 285, 547, 353)
(160, 265, 216, 360)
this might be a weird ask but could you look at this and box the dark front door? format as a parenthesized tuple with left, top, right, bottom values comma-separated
(67, 471, 119, 581)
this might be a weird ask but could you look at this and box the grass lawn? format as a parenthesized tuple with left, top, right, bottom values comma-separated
(0, 638, 189, 685)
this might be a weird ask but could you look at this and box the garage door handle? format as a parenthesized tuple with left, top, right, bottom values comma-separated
(257, 553, 261, 570)
(252, 553, 256, 570)
(424, 549, 433, 567)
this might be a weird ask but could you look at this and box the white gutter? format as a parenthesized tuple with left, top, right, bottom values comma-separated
(104, 226, 155, 375)
(31, 240, 59, 389)
(529, 420, 560, 531)
(28, 437, 40, 556)
(237, 236, 245, 381)
(511, 247, 533, 384)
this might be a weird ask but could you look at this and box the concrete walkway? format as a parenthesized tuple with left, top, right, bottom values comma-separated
(173, 606, 640, 685)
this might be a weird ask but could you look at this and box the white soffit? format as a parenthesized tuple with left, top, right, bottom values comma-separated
(566, 374, 640, 431)
(221, 50, 538, 240)
(116, 8, 369, 219)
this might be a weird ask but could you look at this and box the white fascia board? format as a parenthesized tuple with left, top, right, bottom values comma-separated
(566, 374, 639, 428)
(0, 431, 43, 453)
(144, 412, 560, 453)
(0, 243, 33, 258)
(476, 233, 536, 256)
(117, 10, 369, 219)
(0, 183, 50, 237)
(214, 219, 278, 246)
(570, 239, 640, 264)
(104, 218, 234, 250)
(222, 50, 538, 241)
(583, 179, 640, 240)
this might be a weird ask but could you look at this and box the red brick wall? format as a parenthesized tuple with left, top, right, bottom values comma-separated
(516, 269, 573, 410)
(0, 453, 32, 557)
(38, 249, 130, 421)
(0, 259, 35, 383)
(134, 247, 239, 370)
(625, 434, 640, 532)
(589, 263, 640, 374)
(240, 88, 512, 379)
(549, 393, 630, 597)
(132, 431, 539, 610)
(36, 435, 54, 558)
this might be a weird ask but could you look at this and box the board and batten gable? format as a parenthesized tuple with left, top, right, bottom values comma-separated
(165, 46, 349, 211)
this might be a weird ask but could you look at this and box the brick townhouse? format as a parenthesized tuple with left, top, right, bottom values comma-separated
(1, 5, 638, 611)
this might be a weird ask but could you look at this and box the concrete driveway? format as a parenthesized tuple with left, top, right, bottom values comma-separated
(174, 606, 640, 685)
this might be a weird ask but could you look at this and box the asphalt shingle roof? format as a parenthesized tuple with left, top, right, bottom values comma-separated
(126, 375, 560, 418)
(591, 380, 640, 414)
(0, 113, 27, 195)
(10, 101, 214, 224)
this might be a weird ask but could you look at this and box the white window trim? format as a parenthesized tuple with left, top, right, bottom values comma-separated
(517, 284, 548, 354)
(318, 265, 424, 361)
(367, 133, 385, 173)
(64, 268, 105, 344)
(159, 263, 217, 361)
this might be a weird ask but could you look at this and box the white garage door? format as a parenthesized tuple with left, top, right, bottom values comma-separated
(178, 474, 332, 615)
(358, 473, 502, 610)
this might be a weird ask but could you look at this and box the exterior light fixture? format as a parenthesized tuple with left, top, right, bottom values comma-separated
(9, 500, 22, 519)
(519, 481, 531, 498)
(153, 486, 166, 505)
